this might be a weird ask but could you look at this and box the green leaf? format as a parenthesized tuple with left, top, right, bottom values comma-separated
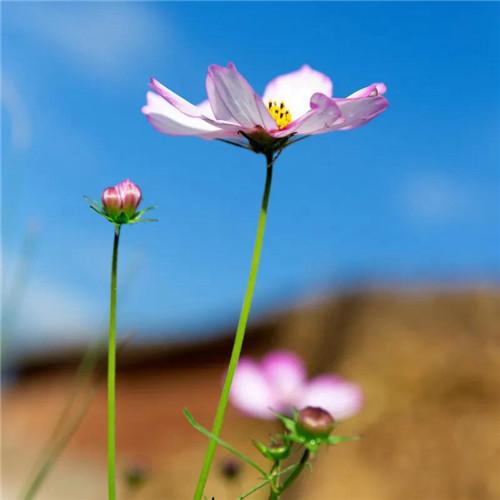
(183, 409, 267, 476)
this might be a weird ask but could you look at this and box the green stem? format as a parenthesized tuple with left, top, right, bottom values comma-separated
(108, 225, 121, 500)
(193, 154, 275, 500)
(267, 460, 281, 500)
(279, 449, 310, 494)
(237, 463, 302, 500)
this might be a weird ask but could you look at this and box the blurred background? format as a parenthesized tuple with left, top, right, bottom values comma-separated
(2, 2, 499, 499)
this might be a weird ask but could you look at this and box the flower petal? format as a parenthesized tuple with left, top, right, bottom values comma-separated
(347, 83, 387, 99)
(196, 99, 215, 119)
(272, 92, 341, 138)
(150, 78, 205, 118)
(141, 91, 226, 138)
(261, 351, 306, 404)
(206, 63, 276, 129)
(334, 94, 388, 130)
(263, 65, 333, 120)
(229, 358, 279, 419)
(297, 375, 363, 420)
(148, 80, 242, 135)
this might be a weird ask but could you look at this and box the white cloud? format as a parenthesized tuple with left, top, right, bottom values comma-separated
(1, 76, 32, 150)
(400, 173, 470, 224)
(6, 3, 170, 79)
(2, 253, 101, 351)
(16, 280, 99, 343)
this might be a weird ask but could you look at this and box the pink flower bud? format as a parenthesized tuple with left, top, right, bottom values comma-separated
(116, 179, 142, 218)
(297, 406, 335, 437)
(101, 186, 122, 217)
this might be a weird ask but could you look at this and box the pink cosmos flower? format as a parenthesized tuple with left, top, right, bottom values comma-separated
(229, 350, 363, 420)
(142, 63, 387, 151)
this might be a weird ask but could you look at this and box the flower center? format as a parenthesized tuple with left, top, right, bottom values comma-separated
(267, 100, 292, 129)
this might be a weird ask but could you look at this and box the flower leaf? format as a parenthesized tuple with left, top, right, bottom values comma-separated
(183, 409, 267, 476)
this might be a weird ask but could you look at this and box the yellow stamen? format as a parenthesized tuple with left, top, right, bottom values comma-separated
(267, 100, 292, 129)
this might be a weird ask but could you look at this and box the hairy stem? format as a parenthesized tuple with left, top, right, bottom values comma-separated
(193, 154, 275, 499)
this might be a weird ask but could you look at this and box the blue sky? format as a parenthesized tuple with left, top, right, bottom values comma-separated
(2, 2, 499, 350)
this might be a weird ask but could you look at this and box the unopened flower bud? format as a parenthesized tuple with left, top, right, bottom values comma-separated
(102, 186, 122, 217)
(297, 406, 335, 437)
(117, 179, 142, 218)
(268, 442, 290, 460)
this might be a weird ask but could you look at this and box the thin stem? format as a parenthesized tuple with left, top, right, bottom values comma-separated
(183, 409, 267, 477)
(193, 154, 275, 500)
(279, 449, 310, 493)
(108, 225, 121, 500)
(267, 460, 281, 500)
(238, 478, 273, 500)
(237, 462, 301, 500)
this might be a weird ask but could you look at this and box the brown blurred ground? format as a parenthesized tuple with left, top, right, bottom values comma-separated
(3, 288, 500, 499)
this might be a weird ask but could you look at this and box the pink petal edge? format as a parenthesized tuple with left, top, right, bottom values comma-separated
(272, 92, 342, 138)
(297, 375, 364, 420)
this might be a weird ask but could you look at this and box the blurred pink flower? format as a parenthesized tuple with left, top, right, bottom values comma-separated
(142, 64, 387, 144)
(229, 351, 363, 420)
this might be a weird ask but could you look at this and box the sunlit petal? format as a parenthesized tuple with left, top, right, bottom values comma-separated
(263, 65, 333, 119)
(262, 351, 306, 403)
(141, 92, 226, 138)
(298, 375, 363, 420)
(206, 63, 276, 129)
(229, 358, 280, 419)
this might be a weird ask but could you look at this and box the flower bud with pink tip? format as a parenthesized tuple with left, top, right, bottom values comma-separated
(102, 186, 123, 218)
(88, 179, 155, 225)
(116, 179, 142, 218)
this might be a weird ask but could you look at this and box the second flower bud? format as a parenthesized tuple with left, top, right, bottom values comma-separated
(102, 179, 142, 222)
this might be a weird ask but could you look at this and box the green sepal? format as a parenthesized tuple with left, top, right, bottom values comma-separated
(253, 439, 290, 461)
(252, 440, 274, 460)
(327, 435, 360, 445)
(134, 205, 156, 217)
(274, 412, 297, 434)
(131, 217, 159, 223)
(85, 197, 157, 225)
(303, 438, 320, 453)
